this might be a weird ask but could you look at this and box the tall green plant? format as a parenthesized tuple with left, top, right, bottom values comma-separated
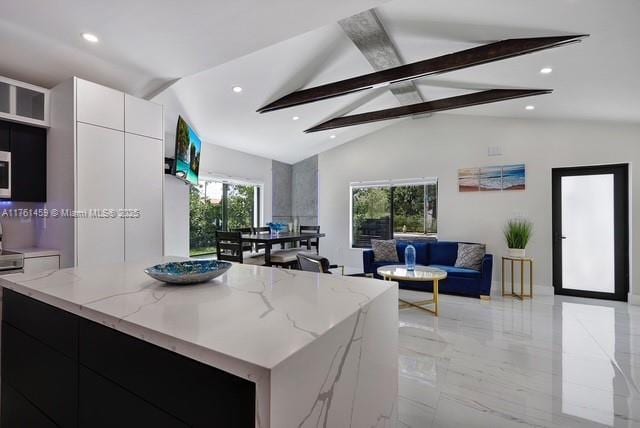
(503, 219, 533, 249)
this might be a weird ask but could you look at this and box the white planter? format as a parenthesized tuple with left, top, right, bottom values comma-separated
(508, 248, 526, 258)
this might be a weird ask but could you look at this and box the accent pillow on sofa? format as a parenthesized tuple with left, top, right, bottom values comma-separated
(371, 239, 399, 263)
(454, 243, 486, 271)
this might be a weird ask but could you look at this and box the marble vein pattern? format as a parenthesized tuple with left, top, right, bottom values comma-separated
(395, 289, 640, 428)
(0, 257, 398, 428)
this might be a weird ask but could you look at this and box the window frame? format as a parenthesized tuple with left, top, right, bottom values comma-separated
(350, 178, 438, 249)
(190, 177, 264, 256)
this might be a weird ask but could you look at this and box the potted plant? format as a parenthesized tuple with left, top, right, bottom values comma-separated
(504, 219, 533, 258)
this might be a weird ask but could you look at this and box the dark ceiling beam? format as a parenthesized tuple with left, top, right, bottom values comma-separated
(304, 88, 552, 132)
(258, 35, 586, 113)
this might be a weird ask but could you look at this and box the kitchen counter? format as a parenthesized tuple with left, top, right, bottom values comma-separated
(6, 247, 60, 258)
(0, 258, 398, 427)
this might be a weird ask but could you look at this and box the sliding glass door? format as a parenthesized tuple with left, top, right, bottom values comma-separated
(190, 180, 261, 256)
(351, 180, 438, 248)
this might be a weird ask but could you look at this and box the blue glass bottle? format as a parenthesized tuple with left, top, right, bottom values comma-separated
(405, 244, 416, 271)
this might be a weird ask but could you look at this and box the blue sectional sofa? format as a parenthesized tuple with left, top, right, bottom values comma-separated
(363, 241, 493, 298)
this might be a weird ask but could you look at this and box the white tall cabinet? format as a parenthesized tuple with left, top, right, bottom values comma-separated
(42, 78, 164, 267)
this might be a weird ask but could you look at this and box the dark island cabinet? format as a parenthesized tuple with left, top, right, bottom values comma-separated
(1, 289, 256, 428)
(0, 119, 47, 202)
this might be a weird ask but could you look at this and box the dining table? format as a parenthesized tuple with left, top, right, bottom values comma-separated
(241, 231, 326, 266)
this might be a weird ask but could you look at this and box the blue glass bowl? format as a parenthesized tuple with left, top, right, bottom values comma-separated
(144, 260, 232, 285)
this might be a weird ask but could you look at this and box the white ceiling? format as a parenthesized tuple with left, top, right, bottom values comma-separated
(2, 0, 639, 164)
(154, 0, 640, 163)
(0, 0, 387, 95)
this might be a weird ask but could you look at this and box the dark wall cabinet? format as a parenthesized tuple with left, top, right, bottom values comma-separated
(1, 289, 256, 428)
(0, 120, 47, 202)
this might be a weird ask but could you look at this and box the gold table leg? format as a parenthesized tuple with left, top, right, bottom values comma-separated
(502, 258, 533, 300)
(389, 276, 439, 316)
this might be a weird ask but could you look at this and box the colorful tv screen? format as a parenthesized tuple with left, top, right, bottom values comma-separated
(174, 116, 201, 185)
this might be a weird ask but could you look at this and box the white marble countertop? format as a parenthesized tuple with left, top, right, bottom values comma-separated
(7, 247, 61, 258)
(0, 257, 394, 370)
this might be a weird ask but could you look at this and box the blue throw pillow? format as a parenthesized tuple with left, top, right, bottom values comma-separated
(396, 241, 429, 265)
(430, 242, 459, 266)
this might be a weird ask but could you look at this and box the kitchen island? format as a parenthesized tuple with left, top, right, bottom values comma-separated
(0, 258, 398, 428)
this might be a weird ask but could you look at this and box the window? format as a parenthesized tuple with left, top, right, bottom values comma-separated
(190, 179, 261, 256)
(351, 179, 437, 248)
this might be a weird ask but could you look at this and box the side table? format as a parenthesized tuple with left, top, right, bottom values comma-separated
(501, 256, 533, 299)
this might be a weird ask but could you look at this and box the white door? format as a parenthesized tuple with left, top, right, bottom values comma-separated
(76, 122, 125, 266)
(124, 133, 164, 261)
(553, 164, 628, 300)
(561, 174, 615, 293)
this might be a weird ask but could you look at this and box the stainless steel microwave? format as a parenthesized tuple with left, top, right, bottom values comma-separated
(0, 151, 10, 198)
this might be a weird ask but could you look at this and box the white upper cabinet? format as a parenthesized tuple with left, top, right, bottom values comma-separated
(0, 76, 50, 127)
(76, 78, 124, 131)
(125, 94, 163, 140)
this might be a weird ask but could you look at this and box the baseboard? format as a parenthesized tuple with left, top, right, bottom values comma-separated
(628, 293, 640, 305)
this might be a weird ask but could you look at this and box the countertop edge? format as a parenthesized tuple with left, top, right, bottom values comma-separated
(0, 279, 271, 383)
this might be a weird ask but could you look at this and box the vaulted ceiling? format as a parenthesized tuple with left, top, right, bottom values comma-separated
(2, 0, 639, 164)
(153, 0, 640, 163)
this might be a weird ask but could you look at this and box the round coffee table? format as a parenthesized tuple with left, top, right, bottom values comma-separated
(377, 265, 447, 316)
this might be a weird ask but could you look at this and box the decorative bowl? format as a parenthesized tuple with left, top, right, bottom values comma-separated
(144, 260, 232, 285)
(267, 222, 286, 234)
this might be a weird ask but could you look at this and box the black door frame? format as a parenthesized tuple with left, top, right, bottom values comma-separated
(552, 164, 629, 301)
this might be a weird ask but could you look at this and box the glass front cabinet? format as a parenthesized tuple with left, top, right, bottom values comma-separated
(0, 76, 50, 127)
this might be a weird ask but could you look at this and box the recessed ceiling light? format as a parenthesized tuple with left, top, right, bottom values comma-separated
(232, 86, 243, 93)
(329, 134, 337, 139)
(540, 67, 553, 74)
(525, 105, 535, 111)
(81, 33, 99, 43)
(292, 116, 299, 121)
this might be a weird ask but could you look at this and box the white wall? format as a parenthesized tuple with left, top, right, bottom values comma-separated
(164, 175, 190, 257)
(318, 114, 640, 298)
(159, 106, 273, 225)
(197, 141, 273, 224)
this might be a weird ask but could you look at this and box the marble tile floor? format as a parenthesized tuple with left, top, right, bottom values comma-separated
(396, 289, 640, 428)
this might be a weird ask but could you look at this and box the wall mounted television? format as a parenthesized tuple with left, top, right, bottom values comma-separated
(174, 116, 202, 186)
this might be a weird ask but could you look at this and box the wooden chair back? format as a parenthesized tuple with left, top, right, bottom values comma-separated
(299, 225, 320, 253)
(216, 231, 244, 263)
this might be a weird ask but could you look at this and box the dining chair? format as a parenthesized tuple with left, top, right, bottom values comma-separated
(232, 227, 253, 252)
(296, 252, 344, 275)
(251, 226, 271, 252)
(215, 231, 263, 265)
(299, 225, 320, 254)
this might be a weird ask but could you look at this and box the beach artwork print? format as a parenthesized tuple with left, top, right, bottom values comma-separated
(458, 164, 525, 192)
(501, 164, 526, 190)
(457, 168, 480, 192)
(479, 166, 503, 191)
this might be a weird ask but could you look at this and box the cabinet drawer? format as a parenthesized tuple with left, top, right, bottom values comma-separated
(76, 78, 124, 130)
(1, 382, 58, 428)
(79, 319, 255, 427)
(79, 367, 187, 428)
(2, 323, 78, 428)
(23, 255, 60, 274)
(3, 288, 77, 358)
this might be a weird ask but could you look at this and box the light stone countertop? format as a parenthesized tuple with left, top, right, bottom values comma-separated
(0, 257, 393, 370)
(7, 247, 61, 258)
